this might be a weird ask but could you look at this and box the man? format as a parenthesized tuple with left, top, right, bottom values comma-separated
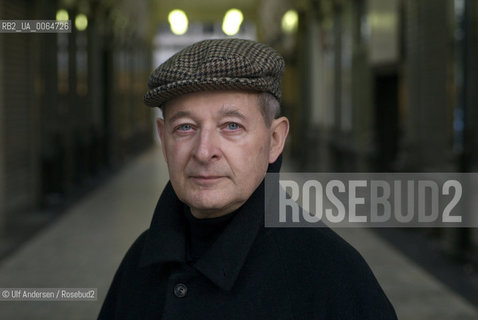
(99, 38, 397, 319)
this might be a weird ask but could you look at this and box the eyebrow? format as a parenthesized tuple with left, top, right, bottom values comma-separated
(167, 107, 248, 123)
(219, 107, 247, 121)
(167, 110, 193, 123)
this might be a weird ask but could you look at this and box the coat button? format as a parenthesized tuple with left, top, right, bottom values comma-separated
(173, 283, 188, 298)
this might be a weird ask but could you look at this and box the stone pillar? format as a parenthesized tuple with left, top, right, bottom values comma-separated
(465, 0, 478, 260)
(400, 0, 455, 171)
(466, 0, 478, 170)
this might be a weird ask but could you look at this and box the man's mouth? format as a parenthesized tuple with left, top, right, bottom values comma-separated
(190, 175, 224, 184)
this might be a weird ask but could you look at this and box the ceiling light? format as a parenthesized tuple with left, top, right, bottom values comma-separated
(56, 9, 69, 21)
(168, 9, 188, 35)
(281, 10, 298, 34)
(222, 9, 243, 36)
(75, 14, 88, 31)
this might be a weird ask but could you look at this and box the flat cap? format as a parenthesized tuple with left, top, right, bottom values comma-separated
(143, 38, 285, 108)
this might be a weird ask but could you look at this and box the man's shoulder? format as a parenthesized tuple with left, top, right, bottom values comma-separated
(117, 229, 150, 269)
(262, 227, 397, 318)
(266, 226, 363, 264)
(98, 230, 152, 319)
(127, 229, 149, 252)
(263, 226, 383, 287)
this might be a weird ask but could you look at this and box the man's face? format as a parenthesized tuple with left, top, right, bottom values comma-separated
(157, 90, 287, 218)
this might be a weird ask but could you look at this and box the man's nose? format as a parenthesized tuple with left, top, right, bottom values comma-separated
(193, 127, 221, 163)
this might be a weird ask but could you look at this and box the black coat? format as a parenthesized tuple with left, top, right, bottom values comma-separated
(99, 177, 397, 320)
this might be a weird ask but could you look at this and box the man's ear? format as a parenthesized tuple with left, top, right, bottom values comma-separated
(269, 116, 289, 163)
(156, 118, 167, 161)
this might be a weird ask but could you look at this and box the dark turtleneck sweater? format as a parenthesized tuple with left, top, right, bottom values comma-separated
(184, 206, 237, 263)
(183, 155, 282, 263)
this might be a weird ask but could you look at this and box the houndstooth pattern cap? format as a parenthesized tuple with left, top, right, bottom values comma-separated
(143, 38, 285, 108)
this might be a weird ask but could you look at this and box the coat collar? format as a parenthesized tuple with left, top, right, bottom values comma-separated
(139, 156, 281, 291)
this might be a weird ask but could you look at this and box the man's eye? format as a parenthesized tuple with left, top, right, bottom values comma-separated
(226, 122, 240, 130)
(178, 124, 193, 131)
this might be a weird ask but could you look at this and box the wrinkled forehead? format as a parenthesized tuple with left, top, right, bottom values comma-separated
(161, 90, 261, 120)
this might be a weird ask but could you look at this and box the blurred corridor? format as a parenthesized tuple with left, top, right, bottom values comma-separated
(1, 0, 478, 318)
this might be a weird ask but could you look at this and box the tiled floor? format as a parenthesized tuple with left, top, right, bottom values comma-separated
(0, 146, 476, 319)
